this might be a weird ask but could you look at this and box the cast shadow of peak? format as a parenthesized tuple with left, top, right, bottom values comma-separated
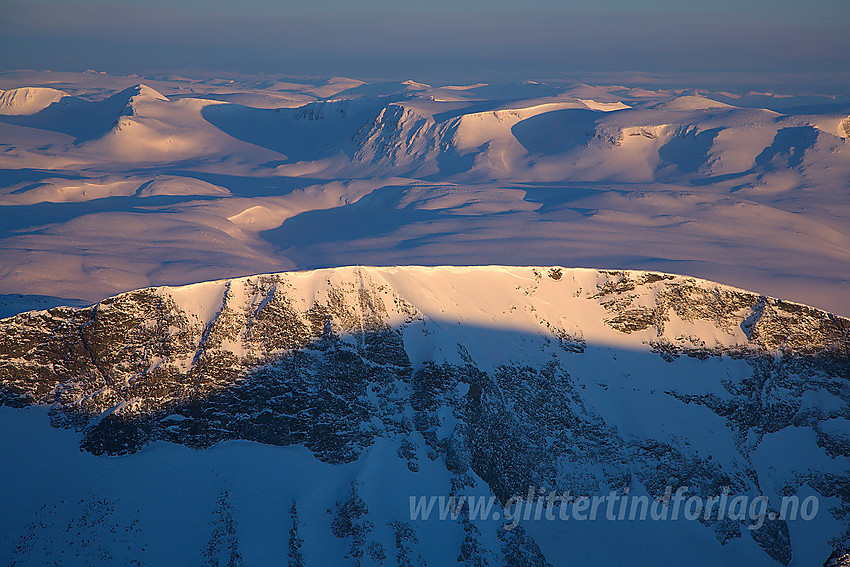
(755, 126, 820, 170)
(200, 98, 393, 160)
(657, 127, 722, 174)
(260, 183, 445, 253)
(511, 108, 603, 155)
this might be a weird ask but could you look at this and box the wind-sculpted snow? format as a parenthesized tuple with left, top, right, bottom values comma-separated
(1, 71, 849, 317)
(1, 266, 848, 565)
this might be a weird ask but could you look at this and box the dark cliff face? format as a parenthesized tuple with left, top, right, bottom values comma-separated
(1, 266, 848, 565)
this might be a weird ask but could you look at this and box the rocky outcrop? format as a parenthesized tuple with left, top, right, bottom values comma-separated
(1, 266, 848, 565)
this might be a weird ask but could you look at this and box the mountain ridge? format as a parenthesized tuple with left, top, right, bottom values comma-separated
(1, 265, 848, 564)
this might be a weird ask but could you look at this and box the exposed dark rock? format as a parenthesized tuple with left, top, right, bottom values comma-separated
(1, 267, 848, 565)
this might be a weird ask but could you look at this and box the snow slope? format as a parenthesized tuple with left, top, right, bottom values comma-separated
(0, 86, 67, 115)
(0, 68, 847, 566)
(0, 70, 847, 317)
(0, 265, 848, 566)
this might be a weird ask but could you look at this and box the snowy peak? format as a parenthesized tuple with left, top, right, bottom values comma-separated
(401, 79, 432, 90)
(0, 86, 68, 115)
(126, 83, 169, 103)
(113, 83, 170, 116)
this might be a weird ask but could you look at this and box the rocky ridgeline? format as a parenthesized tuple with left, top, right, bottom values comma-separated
(1, 266, 848, 565)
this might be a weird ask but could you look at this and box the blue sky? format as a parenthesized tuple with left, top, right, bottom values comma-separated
(2, 0, 848, 81)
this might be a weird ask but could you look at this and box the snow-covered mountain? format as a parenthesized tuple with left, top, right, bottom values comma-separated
(1, 266, 848, 566)
(0, 87, 68, 116)
(0, 71, 849, 565)
(0, 71, 848, 318)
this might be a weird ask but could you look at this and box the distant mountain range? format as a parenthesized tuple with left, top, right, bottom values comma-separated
(0, 71, 848, 318)
(2, 81, 847, 182)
